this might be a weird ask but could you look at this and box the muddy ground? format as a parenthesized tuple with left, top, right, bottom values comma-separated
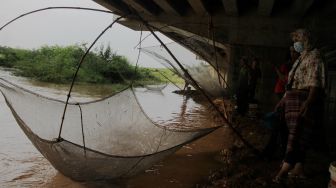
(196, 101, 334, 188)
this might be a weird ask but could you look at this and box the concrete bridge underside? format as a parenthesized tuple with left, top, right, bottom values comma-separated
(93, 0, 336, 150)
(93, 0, 336, 69)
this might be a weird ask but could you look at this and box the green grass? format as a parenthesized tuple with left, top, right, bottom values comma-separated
(0, 45, 183, 86)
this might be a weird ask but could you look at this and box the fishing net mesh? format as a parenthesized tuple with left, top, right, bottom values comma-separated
(140, 36, 228, 97)
(0, 77, 221, 180)
(0, 7, 228, 182)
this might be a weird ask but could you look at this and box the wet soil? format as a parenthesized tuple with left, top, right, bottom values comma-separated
(127, 126, 232, 188)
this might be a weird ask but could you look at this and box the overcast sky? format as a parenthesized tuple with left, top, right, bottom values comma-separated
(0, 0, 176, 67)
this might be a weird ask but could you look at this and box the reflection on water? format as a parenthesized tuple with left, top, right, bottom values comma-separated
(135, 87, 219, 130)
(0, 68, 227, 187)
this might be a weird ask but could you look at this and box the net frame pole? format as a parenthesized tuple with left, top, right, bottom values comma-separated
(57, 16, 126, 140)
(0, 7, 115, 31)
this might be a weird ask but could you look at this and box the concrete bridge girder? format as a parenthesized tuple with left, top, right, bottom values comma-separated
(94, 0, 336, 46)
(94, 0, 336, 75)
(92, 0, 336, 151)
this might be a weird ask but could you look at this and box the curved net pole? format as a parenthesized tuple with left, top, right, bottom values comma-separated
(57, 16, 126, 140)
(0, 7, 115, 31)
(134, 12, 261, 156)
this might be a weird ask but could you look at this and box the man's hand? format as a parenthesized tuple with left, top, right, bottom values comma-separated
(300, 86, 318, 117)
(300, 100, 310, 117)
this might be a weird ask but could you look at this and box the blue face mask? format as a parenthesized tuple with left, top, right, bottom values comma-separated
(293, 41, 304, 53)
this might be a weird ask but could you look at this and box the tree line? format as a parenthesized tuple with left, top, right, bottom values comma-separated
(0, 44, 180, 85)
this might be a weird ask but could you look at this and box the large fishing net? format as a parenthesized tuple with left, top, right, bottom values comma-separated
(0, 77, 221, 180)
(140, 36, 228, 97)
(0, 7, 228, 181)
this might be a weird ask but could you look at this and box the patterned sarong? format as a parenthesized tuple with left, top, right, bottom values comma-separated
(283, 90, 309, 153)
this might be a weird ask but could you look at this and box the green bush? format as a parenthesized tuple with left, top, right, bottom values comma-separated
(0, 45, 182, 85)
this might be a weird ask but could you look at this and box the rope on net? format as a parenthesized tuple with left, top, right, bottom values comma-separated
(132, 11, 261, 156)
(76, 103, 86, 156)
(209, 15, 222, 88)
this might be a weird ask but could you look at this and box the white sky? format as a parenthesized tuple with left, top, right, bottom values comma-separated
(0, 0, 175, 67)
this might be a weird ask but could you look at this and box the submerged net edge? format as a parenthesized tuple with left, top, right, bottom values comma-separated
(1, 93, 211, 180)
(0, 77, 221, 133)
(1, 90, 216, 158)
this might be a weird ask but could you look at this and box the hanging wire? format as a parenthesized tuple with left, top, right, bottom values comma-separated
(57, 15, 126, 140)
(208, 16, 230, 120)
(133, 11, 261, 156)
(209, 15, 223, 87)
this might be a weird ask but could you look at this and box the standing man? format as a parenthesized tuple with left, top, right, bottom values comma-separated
(273, 29, 326, 182)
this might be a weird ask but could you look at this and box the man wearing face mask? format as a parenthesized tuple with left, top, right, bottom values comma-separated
(273, 29, 326, 183)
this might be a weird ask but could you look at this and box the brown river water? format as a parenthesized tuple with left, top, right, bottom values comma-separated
(0, 68, 231, 188)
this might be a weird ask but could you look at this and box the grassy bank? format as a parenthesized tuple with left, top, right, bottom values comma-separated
(0, 45, 183, 86)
